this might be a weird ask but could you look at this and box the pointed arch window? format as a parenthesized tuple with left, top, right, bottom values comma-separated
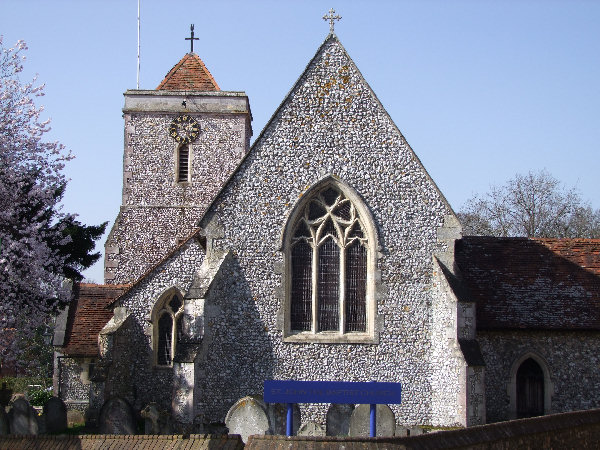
(154, 293, 184, 366)
(285, 183, 375, 342)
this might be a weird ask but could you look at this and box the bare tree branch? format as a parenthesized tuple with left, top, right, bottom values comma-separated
(458, 170, 600, 238)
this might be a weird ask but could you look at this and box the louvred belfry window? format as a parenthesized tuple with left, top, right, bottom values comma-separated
(178, 144, 189, 182)
(289, 186, 368, 334)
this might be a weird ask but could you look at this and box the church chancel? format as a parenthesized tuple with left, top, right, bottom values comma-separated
(53, 12, 600, 435)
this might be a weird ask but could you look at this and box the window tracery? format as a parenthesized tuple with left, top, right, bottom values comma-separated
(155, 293, 184, 366)
(287, 184, 372, 340)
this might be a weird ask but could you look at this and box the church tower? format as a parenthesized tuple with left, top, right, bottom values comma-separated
(104, 36, 252, 284)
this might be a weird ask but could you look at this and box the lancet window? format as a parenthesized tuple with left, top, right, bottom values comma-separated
(155, 293, 184, 366)
(288, 185, 371, 338)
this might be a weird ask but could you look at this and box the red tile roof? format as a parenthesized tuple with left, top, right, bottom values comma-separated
(456, 237, 600, 330)
(61, 283, 129, 357)
(156, 53, 220, 91)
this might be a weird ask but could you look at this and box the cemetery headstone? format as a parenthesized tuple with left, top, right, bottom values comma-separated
(349, 404, 396, 437)
(43, 397, 67, 433)
(326, 403, 354, 436)
(8, 398, 39, 435)
(67, 409, 85, 426)
(225, 396, 269, 443)
(0, 408, 9, 435)
(140, 402, 172, 435)
(298, 421, 326, 436)
(98, 397, 136, 435)
(266, 402, 300, 435)
(395, 425, 408, 436)
(409, 426, 424, 436)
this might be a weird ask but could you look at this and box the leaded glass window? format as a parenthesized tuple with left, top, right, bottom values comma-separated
(289, 185, 369, 334)
(154, 293, 184, 366)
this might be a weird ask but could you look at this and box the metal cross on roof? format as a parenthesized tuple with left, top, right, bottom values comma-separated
(323, 8, 342, 33)
(185, 24, 199, 53)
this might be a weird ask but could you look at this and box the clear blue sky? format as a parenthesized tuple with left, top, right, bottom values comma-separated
(2, 0, 599, 282)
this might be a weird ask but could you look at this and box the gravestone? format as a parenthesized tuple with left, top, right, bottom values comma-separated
(43, 397, 67, 433)
(0, 408, 8, 435)
(225, 396, 269, 443)
(8, 398, 39, 435)
(348, 404, 396, 437)
(298, 421, 326, 436)
(67, 409, 85, 426)
(395, 425, 408, 436)
(326, 403, 354, 436)
(266, 402, 300, 435)
(141, 402, 172, 435)
(98, 397, 136, 435)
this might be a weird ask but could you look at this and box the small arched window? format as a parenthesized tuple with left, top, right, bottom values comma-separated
(284, 183, 375, 342)
(155, 293, 184, 366)
(177, 144, 190, 182)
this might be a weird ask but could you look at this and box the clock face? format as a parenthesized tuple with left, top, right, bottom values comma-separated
(168, 115, 200, 144)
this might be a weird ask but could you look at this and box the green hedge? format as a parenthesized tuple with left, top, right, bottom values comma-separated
(0, 376, 52, 395)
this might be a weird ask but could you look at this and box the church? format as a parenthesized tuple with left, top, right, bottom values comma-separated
(53, 19, 600, 433)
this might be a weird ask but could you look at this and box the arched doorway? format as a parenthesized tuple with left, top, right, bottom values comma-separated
(516, 358, 544, 418)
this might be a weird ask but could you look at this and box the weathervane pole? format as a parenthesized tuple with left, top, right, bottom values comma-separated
(185, 24, 199, 53)
(137, 0, 140, 89)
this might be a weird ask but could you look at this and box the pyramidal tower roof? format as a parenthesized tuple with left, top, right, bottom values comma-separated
(156, 52, 220, 91)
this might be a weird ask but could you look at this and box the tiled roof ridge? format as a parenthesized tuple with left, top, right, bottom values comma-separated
(156, 52, 220, 91)
(534, 237, 600, 243)
(462, 235, 600, 243)
(79, 283, 132, 288)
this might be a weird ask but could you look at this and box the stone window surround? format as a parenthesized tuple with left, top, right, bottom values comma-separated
(174, 142, 193, 184)
(151, 287, 185, 368)
(279, 176, 380, 344)
(507, 351, 554, 419)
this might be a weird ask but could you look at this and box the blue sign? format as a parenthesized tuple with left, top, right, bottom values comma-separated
(263, 380, 401, 405)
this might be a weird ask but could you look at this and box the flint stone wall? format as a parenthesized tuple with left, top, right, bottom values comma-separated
(196, 36, 458, 426)
(105, 106, 250, 285)
(58, 357, 89, 403)
(100, 238, 205, 414)
(479, 330, 600, 423)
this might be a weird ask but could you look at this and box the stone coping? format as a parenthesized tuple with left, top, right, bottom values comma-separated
(246, 408, 600, 449)
(0, 434, 244, 449)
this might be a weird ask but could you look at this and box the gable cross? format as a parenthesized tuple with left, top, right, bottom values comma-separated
(323, 8, 341, 33)
(185, 24, 199, 53)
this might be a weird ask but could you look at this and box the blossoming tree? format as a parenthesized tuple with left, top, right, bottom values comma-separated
(0, 37, 105, 372)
